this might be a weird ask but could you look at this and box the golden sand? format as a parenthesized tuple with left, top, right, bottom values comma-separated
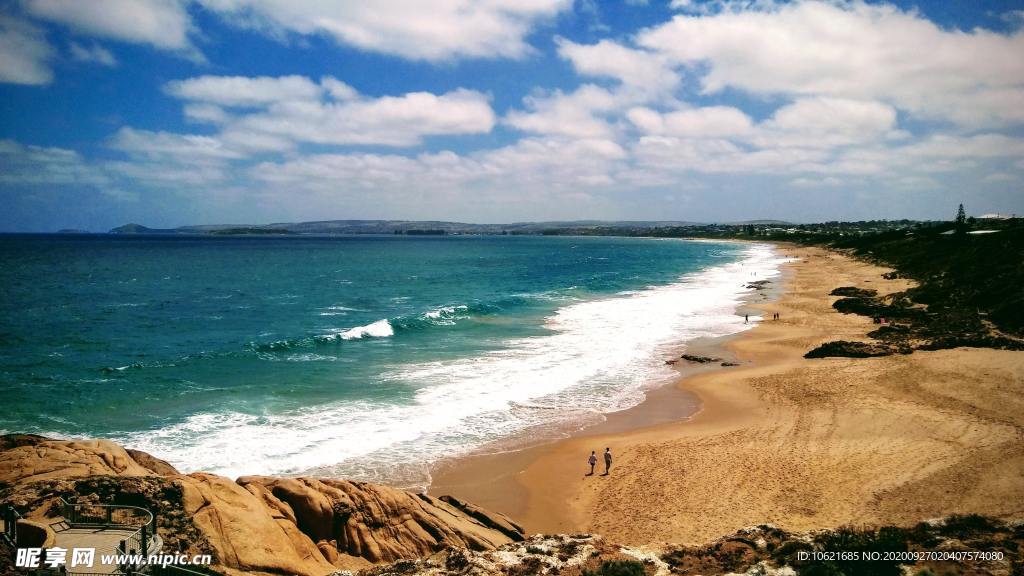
(429, 245, 1024, 544)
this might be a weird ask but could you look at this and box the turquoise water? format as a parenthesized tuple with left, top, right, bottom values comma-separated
(0, 234, 781, 486)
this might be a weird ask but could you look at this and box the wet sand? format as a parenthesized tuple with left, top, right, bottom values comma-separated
(429, 244, 1024, 544)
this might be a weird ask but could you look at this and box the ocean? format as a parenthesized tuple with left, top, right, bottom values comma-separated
(0, 234, 783, 488)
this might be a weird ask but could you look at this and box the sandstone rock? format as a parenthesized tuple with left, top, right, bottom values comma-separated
(177, 473, 338, 576)
(238, 476, 525, 565)
(0, 438, 168, 484)
(125, 448, 180, 476)
(0, 435, 525, 576)
(438, 494, 524, 541)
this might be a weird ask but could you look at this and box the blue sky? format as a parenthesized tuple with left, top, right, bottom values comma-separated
(1, 0, 1022, 231)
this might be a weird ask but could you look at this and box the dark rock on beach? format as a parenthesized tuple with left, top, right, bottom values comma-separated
(804, 340, 897, 358)
(680, 354, 723, 364)
(829, 286, 878, 298)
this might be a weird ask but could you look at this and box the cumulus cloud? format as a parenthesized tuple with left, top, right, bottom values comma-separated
(4, 0, 1023, 225)
(69, 42, 117, 66)
(237, 89, 495, 147)
(627, 105, 753, 138)
(638, 0, 1024, 127)
(166, 75, 327, 107)
(556, 37, 680, 97)
(24, 0, 194, 52)
(197, 0, 571, 61)
(505, 85, 621, 139)
(161, 75, 496, 148)
(0, 15, 53, 85)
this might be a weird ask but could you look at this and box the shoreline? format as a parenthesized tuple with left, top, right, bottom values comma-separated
(420, 239, 784, 485)
(429, 244, 1024, 543)
(427, 241, 791, 521)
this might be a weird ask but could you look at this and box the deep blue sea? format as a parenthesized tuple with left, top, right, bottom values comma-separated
(0, 234, 782, 487)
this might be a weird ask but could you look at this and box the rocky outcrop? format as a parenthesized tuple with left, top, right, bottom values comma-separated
(178, 473, 340, 575)
(125, 448, 180, 476)
(237, 477, 523, 566)
(0, 437, 170, 484)
(0, 436, 525, 576)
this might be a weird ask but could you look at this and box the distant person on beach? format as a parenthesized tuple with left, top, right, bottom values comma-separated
(603, 448, 612, 475)
(588, 451, 597, 476)
(744, 314, 749, 323)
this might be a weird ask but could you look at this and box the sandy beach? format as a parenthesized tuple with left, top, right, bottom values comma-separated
(430, 244, 1024, 545)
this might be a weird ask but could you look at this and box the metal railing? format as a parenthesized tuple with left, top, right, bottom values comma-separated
(1, 503, 22, 546)
(57, 498, 162, 569)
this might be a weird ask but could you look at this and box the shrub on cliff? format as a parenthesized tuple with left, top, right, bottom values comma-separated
(583, 559, 647, 576)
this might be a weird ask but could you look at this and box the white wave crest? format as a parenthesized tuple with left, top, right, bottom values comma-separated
(337, 319, 394, 340)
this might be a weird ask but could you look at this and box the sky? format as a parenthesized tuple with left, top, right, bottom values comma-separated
(0, 0, 1023, 231)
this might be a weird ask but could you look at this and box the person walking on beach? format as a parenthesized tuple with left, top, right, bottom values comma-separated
(744, 314, 749, 323)
(587, 451, 597, 476)
(602, 448, 612, 475)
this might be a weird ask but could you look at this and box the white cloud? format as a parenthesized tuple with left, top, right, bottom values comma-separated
(108, 127, 244, 162)
(198, 0, 571, 61)
(163, 75, 494, 148)
(183, 103, 230, 125)
(556, 37, 680, 97)
(24, 0, 194, 52)
(0, 139, 107, 185)
(900, 134, 1024, 160)
(69, 42, 117, 66)
(0, 15, 53, 85)
(752, 97, 898, 149)
(638, 1, 1024, 127)
(248, 136, 627, 212)
(231, 88, 495, 147)
(505, 85, 621, 138)
(627, 105, 753, 138)
(166, 75, 327, 107)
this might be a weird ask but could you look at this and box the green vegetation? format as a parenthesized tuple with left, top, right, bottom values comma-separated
(793, 215, 1023, 356)
(582, 559, 647, 576)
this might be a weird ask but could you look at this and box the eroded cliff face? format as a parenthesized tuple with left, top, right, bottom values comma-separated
(0, 435, 524, 576)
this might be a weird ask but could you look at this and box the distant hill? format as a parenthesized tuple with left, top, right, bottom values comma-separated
(109, 223, 180, 234)
(107, 219, 717, 236)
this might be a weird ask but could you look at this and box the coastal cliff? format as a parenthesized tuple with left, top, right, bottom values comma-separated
(0, 435, 524, 575)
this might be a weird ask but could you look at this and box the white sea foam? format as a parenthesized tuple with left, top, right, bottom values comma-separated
(121, 243, 789, 487)
(326, 319, 394, 340)
(423, 305, 470, 325)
